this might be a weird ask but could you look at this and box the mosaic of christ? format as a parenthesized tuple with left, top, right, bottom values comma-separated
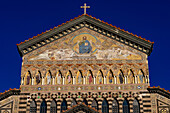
(29, 33, 142, 61)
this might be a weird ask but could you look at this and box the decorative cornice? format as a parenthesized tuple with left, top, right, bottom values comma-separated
(0, 88, 20, 101)
(17, 14, 154, 57)
(147, 86, 170, 99)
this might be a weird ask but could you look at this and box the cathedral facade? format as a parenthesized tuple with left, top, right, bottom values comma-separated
(0, 14, 170, 113)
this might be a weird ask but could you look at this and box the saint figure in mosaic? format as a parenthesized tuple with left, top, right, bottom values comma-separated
(139, 75, 143, 83)
(109, 74, 112, 83)
(26, 76, 30, 85)
(36, 73, 40, 85)
(119, 73, 123, 84)
(129, 72, 134, 84)
(88, 74, 93, 84)
(67, 74, 71, 84)
(78, 75, 82, 84)
(98, 74, 102, 84)
(79, 36, 92, 54)
(57, 73, 61, 84)
(47, 74, 51, 85)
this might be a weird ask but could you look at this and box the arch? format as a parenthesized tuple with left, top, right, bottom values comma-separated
(123, 99, 129, 113)
(138, 69, 145, 83)
(30, 100, 37, 113)
(96, 70, 103, 84)
(71, 99, 77, 107)
(133, 99, 140, 113)
(91, 99, 98, 110)
(50, 99, 57, 113)
(112, 99, 119, 113)
(128, 70, 135, 84)
(76, 70, 83, 84)
(61, 99, 67, 112)
(65, 70, 73, 84)
(56, 70, 62, 85)
(35, 71, 41, 85)
(25, 71, 31, 85)
(45, 70, 52, 85)
(83, 98, 88, 105)
(40, 100, 47, 113)
(86, 70, 93, 84)
(102, 99, 109, 113)
(117, 70, 124, 84)
(107, 70, 114, 84)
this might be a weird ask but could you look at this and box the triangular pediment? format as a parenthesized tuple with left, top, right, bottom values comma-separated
(27, 28, 145, 61)
(17, 15, 153, 57)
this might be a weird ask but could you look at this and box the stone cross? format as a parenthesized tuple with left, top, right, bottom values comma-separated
(80, 3, 90, 15)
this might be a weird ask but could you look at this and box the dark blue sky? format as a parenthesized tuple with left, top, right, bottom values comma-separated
(0, 0, 169, 92)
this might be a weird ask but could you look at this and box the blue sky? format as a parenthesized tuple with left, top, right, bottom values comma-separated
(0, 0, 170, 92)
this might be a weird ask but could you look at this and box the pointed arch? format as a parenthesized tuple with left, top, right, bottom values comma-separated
(91, 99, 98, 110)
(56, 70, 62, 85)
(83, 98, 88, 105)
(76, 70, 83, 84)
(128, 70, 135, 84)
(71, 99, 77, 107)
(107, 70, 114, 84)
(117, 70, 124, 84)
(102, 99, 109, 113)
(96, 70, 103, 84)
(45, 70, 52, 85)
(112, 99, 119, 113)
(35, 71, 41, 85)
(30, 100, 37, 113)
(50, 100, 57, 113)
(65, 70, 73, 84)
(123, 99, 129, 113)
(61, 99, 67, 112)
(86, 70, 93, 84)
(138, 69, 145, 83)
(25, 71, 31, 85)
(40, 100, 47, 113)
(133, 99, 140, 113)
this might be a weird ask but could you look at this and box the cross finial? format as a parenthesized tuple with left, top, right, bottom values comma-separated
(80, 3, 90, 15)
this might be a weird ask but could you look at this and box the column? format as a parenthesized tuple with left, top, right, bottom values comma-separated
(42, 77, 45, 85)
(21, 77, 24, 85)
(125, 76, 127, 84)
(104, 76, 106, 84)
(63, 77, 65, 85)
(32, 77, 34, 85)
(114, 76, 117, 84)
(94, 77, 96, 84)
(83, 77, 86, 84)
(52, 77, 55, 85)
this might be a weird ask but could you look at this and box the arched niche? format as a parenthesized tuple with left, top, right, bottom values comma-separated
(138, 69, 145, 83)
(40, 100, 47, 113)
(25, 71, 31, 85)
(56, 70, 62, 85)
(128, 70, 135, 84)
(91, 99, 98, 110)
(86, 70, 93, 84)
(133, 99, 140, 113)
(96, 70, 103, 84)
(35, 71, 41, 85)
(65, 70, 73, 85)
(45, 70, 52, 85)
(50, 99, 57, 113)
(123, 99, 130, 113)
(117, 70, 124, 84)
(30, 100, 37, 113)
(76, 70, 83, 84)
(102, 99, 109, 113)
(107, 70, 114, 84)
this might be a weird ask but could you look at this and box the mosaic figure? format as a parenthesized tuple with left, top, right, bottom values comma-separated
(98, 74, 102, 84)
(78, 74, 82, 84)
(129, 71, 134, 84)
(88, 73, 93, 84)
(79, 36, 92, 54)
(67, 74, 71, 84)
(109, 74, 113, 83)
(26, 76, 30, 85)
(47, 74, 51, 85)
(57, 73, 61, 84)
(36, 73, 40, 85)
(119, 73, 123, 84)
(139, 75, 143, 83)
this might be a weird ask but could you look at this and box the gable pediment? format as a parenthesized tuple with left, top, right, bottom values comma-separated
(17, 15, 153, 57)
(27, 28, 144, 61)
